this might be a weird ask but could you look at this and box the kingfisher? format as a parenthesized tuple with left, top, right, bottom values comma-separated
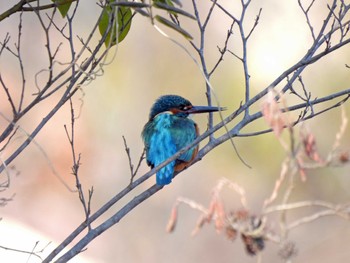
(142, 95, 224, 185)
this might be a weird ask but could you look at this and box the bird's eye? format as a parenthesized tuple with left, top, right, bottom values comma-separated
(180, 105, 191, 111)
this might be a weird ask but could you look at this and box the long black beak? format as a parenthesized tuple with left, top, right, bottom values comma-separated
(186, 105, 226, 114)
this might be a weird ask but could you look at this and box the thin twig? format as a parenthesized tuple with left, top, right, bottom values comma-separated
(122, 136, 146, 184)
(64, 98, 92, 229)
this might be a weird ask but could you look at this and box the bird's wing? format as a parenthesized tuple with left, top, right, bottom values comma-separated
(142, 114, 178, 185)
(171, 118, 197, 162)
(142, 115, 197, 166)
(141, 120, 155, 167)
(142, 113, 179, 167)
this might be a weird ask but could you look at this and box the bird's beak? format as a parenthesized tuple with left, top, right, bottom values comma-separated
(186, 105, 226, 114)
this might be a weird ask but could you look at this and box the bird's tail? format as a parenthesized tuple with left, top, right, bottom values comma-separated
(156, 161, 175, 185)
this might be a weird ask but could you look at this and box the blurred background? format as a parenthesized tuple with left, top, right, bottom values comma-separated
(0, 0, 350, 262)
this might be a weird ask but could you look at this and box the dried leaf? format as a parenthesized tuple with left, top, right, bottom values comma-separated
(241, 234, 265, 256)
(296, 156, 307, 181)
(301, 130, 323, 163)
(191, 214, 207, 236)
(278, 241, 298, 260)
(166, 205, 178, 233)
(261, 90, 287, 137)
(214, 195, 226, 233)
(225, 225, 238, 241)
(206, 197, 216, 223)
(235, 209, 249, 221)
(338, 151, 350, 163)
(332, 106, 348, 151)
(263, 159, 288, 207)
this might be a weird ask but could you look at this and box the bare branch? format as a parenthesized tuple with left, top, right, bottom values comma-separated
(64, 98, 92, 227)
(0, 0, 78, 22)
(298, 0, 317, 40)
(209, 21, 235, 76)
(122, 136, 145, 184)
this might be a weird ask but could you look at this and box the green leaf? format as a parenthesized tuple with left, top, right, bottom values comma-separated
(99, 6, 132, 47)
(117, 6, 132, 43)
(52, 0, 72, 18)
(155, 15, 193, 40)
(153, 2, 195, 19)
(111, 2, 150, 8)
(110, 1, 150, 17)
(168, 0, 182, 7)
(158, 0, 181, 7)
(153, 0, 174, 6)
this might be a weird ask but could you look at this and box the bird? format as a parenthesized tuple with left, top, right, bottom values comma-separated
(142, 95, 224, 185)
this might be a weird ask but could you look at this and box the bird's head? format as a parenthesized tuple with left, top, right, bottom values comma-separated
(148, 95, 225, 120)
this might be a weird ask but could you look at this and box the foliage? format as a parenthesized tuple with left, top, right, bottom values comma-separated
(52, 0, 73, 17)
(98, 5, 132, 46)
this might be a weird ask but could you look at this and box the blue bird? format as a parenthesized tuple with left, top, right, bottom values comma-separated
(142, 95, 224, 185)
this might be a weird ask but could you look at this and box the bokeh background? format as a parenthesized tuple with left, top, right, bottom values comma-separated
(0, 0, 350, 262)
